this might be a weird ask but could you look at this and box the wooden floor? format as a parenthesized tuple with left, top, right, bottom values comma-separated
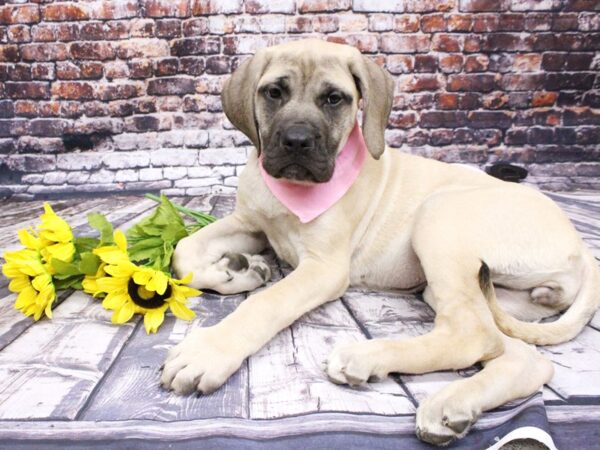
(0, 192, 599, 448)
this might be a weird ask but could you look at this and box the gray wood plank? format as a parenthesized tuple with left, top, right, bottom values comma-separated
(80, 293, 249, 421)
(0, 291, 138, 420)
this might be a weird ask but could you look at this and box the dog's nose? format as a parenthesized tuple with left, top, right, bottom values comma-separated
(282, 125, 316, 152)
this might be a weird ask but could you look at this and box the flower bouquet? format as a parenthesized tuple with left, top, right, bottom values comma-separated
(1, 195, 215, 334)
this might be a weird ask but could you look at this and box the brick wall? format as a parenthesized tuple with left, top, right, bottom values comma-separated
(0, 0, 599, 199)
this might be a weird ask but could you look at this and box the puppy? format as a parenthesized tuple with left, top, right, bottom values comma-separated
(161, 39, 600, 446)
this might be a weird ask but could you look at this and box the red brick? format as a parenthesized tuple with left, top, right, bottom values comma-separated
(394, 15, 420, 32)
(183, 18, 209, 36)
(287, 17, 313, 33)
(31, 63, 55, 81)
(541, 52, 593, 71)
(7, 25, 31, 43)
(313, 16, 339, 33)
(386, 55, 414, 74)
(464, 54, 489, 72)
(245, 0, 296, 13)
(130, 19, 156, 37)
(482, 33, 534, 51)
(447, 14, 472, 31)
(95, 83, 141, 101)
(467, 111, 513, 128)
(437, 93, 459, 109)
(405, 0, 455, 12)
(21, 43, 68, 61)
(524, 13, 551, 31)
(389, 111, 418, 128)
(155, 57, 179, 76)
(156, 19, 182, 38)
(448, 74, 499, 92)
(498, 13, 525, 30)
(501, 74, 545, 91)
(414, 55, 438, 72)
(0, 45, 19, 63)
(432, 34, 464, 52)
(459, 0, 508, 11)
(421, 111, 467, 128)
(439, 54, 463, 73)
(380, 34, 430, 53)
(551, 13, 579, 30)
(513, 0, 562, 11)
(421, 14, 446, 32)
(80, 21, 129, 40)
(8, 64, 31, 81)
(52, 81, 95, 100)
(70, 42, 115, 60)
(55, 23, 80, 41)
(14, 100, 38, 118)
(142, 0, 190, 17)
(148, 77, 196, 95)
(105, 61, 130, 80)
(513, 54, 542, 71)
(128, 59, 154, 79)
(532, 91, 558, 107)
(544, 73, 595, 90)
(482, 91, 509, 109)
(205, 56, 231, 74)
(397, 74, 442, 92)
(179, 57, 206, 75)
(299, 0, 350, 12)
(31, 25, 56, 42)
(42, 3, 89, 21)
(172, 37, 221, 55)
(90, 0, 140, 20)
(328, 34, 378, 53)
(472, 14, 499, 32)
(5, 81, 50, 99)
(0, 5, 40, 25)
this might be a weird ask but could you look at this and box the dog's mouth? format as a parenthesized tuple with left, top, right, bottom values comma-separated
(262, 158, 333, 184)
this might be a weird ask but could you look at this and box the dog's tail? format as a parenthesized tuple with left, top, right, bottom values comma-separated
(479, 249, 600, 346)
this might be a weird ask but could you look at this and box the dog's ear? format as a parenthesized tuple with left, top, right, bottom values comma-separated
(349, 54, 395, 160)
(222, 51, 268, 152)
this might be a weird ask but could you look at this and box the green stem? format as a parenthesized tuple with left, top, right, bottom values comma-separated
(145, 193, 216, 224)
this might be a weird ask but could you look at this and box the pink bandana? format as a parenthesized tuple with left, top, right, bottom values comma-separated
(259, 121, 367, 223)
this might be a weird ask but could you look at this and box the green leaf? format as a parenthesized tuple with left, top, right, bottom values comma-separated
(75, 237, 100, 253)
(79, 252, 101, 276)
(88, 213, 114, 245)
(51, 258, 81, 277)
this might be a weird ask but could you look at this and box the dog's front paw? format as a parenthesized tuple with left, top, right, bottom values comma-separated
(160, 327, 244, 395)
(416, 387, 479, 446)
(325, 341, 388, 386)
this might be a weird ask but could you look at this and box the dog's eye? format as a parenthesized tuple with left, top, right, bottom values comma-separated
(327, 92, 343, 106)
(267, 87, 282, 100)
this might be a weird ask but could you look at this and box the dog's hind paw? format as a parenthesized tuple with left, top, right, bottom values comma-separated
(324, 341, 387, 386)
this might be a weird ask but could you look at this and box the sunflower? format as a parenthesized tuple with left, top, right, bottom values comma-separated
(2, 248, 56, 320)
(92, 230, 199, 333)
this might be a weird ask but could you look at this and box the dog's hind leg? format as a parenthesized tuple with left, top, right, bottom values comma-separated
(416, 335, 553, 446)
(172, 214, 272, 294)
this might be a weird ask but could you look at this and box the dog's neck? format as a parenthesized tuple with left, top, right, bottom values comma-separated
(258, 121, 367, 223)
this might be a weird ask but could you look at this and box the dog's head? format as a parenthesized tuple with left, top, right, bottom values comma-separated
(221, 39, 395, 184)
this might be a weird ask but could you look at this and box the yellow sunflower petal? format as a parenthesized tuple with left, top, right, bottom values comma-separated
(18, 229, 42, 250)
(102, 292, 128, 310)
(42, 242, 76, 263)
(96, 276, 128, 294)
(168, 301, 196, 321)
(15, 286, 37, 309)
(114, 230, 128, 252)
(112, 301, 135, 324)
(132, 269, 152, 286)
(148, 271, 168, 295)
(143, 309, 165, 334)
(8, 276, 30, 293)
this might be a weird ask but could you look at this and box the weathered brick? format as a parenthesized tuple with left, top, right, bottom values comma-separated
(394, 15, 420, 32)
(353, 0, 405, 12)
(21, 43, 68, 61)
(396, 74, 442, 92)
(172, 37, 221, 55)
(52, 81, 95, 100)
(7, 25, 31, 43)
(128, 59, 154, 79)
(5, 81, 50, 99)
(448, 74, 499, 92)
(298, 0, 350, 12)
(142, 0, 190, 17)
(420, 111, 467, 128)
(192, 0, 244, 15)
(541, 53, 594, 71)
(544, 73, 595, 90)
(148, 77, 196, 95)
(80, 21, 129, 40)
(459, 0, 508, 11)
(88, 0, 140, 20)
(0, 45, 20, 62)
(103, 151, 151, 169)
(70, 42, 115, 60)
(245, 0, 296, 13)
(439, 54, 464, 73)
(116, 39, 171, 59)
(156, 19, 182, 38)
(421, 14, 446, 32)
(386, 55, 414, 73)
(42, 3, 89, 21)
(223, 35, 270, 54)
(380, 34, 430, 53)
(501, 74, 544, 91)
(0, 5, 40, 25)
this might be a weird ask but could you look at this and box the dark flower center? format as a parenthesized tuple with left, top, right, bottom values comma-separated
(127, 279, 171, 309)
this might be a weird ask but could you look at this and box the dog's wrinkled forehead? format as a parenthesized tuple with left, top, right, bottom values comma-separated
(259, 42, 359, 96)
